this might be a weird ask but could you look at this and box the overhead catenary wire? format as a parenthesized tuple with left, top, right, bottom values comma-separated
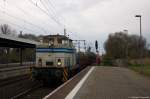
(1, 0, 89, 48)
(46, 0, 76, 36)
(47, 0, 87, 41)
(32, 0, 73, 35)
(48, 0, 66, 22)
(0, 0, 52, 34)
(38, 0, 68, 34)
(0, 0, 74, 36)
(33, 0, 66, 29)
(30, 0, 75, 36)
(0, 9, 48, 34)
(7, 2, 53, 33)
(0, 18, 37, 34)
(51, 0, 70, 29)
(45, 0, 64, 25)
(40, 0, 60, 24)
(39, 0, 64, 32)
(0, 8, 49, 34)
(28, 0, 62, 27)
(39, 0, 66, 29)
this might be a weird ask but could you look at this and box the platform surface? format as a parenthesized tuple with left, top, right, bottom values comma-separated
(45, 66, 150, 99)
(66, 66, 150, 99)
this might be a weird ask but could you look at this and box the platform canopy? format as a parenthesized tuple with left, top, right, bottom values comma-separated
(0, 33, 39, 48)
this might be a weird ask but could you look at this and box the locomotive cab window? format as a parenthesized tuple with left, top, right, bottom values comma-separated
(58, 38, 62, 44)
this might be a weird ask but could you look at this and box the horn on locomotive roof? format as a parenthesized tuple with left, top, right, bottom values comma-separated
(64, 28, 67, 36)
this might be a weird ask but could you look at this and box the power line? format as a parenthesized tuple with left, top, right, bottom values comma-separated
(0, 5, 48, 33)
(1, 0, 66, 34)
(73, 40, 86, 52)
(40, 0, 63, 29)
(0, 18, 37, 33)
(0, 7, 48, 34)
(38, 0, 77, 37)
(45, 0, 62, 24)
(49, 0, 70, 28)
(41, 0, 60, 23)
(44, 0, 69, 29)
(28, 0, 62, 26)
(5, 1, 54, 34)
(0, 1, 51, 34)
(0, 0, 90, 48)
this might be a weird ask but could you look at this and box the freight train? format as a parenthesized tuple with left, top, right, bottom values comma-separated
(32, 34, 79, 83)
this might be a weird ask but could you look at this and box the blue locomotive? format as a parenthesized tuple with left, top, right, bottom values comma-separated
(32, 34, 78, 83)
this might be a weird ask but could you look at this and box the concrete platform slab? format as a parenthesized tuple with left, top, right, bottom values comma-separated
(44, 66, 150, 99)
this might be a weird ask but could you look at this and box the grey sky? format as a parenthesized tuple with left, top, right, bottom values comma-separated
(0, 0, 150, 52)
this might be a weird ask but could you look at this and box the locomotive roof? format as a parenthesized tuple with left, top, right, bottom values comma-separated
(42, 34, 72, 41)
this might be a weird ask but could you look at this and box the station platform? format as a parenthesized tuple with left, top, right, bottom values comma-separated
(44, 66, 150, 99)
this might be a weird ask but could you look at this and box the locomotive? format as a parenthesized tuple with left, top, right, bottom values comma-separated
(32, 34, 78, 83)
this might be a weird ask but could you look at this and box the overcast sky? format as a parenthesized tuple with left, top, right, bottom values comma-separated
(0, 0, 150, 52)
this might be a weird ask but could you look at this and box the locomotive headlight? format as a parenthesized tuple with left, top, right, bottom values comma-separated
(57, 62, 62, 66)
(57, 58, 62, 66)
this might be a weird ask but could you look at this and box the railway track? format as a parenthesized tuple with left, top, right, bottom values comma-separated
(0, 64, 87, 99)
(0, 75, 30, 87)
(0, 65, 63, 99)
(0, 75, 41, 99)
(11, 80, 62, 99)
(11, 83, 43, 99)
(15, 86, 56, 99)
(12, 68, 86, 99)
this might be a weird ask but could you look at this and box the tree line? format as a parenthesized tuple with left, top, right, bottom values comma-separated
(103, 31, 150, 65)
(104, 31, 149, 59)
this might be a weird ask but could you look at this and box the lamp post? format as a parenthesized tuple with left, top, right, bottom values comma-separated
(135, 15, 142, 38)
(135, 15, 142, 71)
(123, 29, 128, 66)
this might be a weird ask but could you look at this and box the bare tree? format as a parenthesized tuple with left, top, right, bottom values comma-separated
(0, 24, 16, 63)
(0, 24, 11, 35)
(104, 32, 147, 59)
